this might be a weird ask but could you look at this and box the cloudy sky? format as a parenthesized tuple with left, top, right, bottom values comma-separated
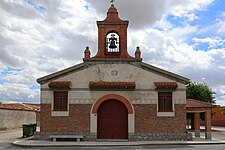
(0, 0, 225, 105)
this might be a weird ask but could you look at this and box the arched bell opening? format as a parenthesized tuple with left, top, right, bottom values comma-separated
(106, 32, 120, 54)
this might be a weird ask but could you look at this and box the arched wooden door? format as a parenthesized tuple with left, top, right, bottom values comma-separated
(97, 99, 128, 139)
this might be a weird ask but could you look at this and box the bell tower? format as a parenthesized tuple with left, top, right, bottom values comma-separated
(94, 4, 132, 59)
(83, 4, 142, 61)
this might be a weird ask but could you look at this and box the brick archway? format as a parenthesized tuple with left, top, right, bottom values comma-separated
(91, 94, 133, 114)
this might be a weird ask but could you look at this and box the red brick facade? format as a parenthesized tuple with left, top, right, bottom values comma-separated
(40, 104, 186, 133)
(135, 104, 186, 133)
(200, 106, 225, 127)
(92, 94, 133, 114)
(40, 104, 91, 132)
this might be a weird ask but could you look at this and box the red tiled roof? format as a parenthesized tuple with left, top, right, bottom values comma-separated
(0, 103, 40, 112)
(48, 81, 71, 89)
(154, 82, 178, 89)
(23, 103, 40, 111)
(89, 81, 135, 89)
(186, 99, 213, 108)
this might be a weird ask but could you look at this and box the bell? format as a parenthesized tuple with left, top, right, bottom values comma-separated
(109, 34, 117, 49)
(109, 40, 117, 49)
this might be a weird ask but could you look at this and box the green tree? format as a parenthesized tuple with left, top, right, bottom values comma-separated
(186, 82, 215, 103)
(221, 107, 225, 116)
(222, 93, 225, 116)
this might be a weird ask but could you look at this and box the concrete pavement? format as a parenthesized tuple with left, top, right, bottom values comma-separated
(0, 128, 23, 143)
(0, 128, 23, 149)
(1, 127, 225, 147)
(12, 138, 225, 147)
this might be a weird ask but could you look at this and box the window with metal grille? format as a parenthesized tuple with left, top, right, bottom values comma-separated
(53, 91, 68, 111)
(158, 92, 173, 112)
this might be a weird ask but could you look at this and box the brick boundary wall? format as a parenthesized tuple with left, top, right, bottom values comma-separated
(197, 106, 225, 127)
(200, 120, 225, 127)
(211, 106, 225, 127)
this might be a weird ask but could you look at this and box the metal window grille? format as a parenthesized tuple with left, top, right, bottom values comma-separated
(53, 91, 68, 111)
(158, 92, 173, 112)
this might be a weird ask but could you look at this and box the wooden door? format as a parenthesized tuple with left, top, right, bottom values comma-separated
(97, 99, 128, 139)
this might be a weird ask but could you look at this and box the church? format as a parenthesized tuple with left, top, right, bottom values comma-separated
(37, 4, 192, 141)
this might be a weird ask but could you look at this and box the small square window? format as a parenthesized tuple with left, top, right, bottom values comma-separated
(53, 91, 68, 111)
(158, 92, 173, 112)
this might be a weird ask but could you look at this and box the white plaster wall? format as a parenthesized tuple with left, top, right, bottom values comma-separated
(41, 64, 186, 104)
(41, 91, 52, 103)
(0, 109, 36, 130)
(41, 88, 185, 104)
(41, 64, 186, 89)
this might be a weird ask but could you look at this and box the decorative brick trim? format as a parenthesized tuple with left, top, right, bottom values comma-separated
(91, 94, 133, 114)
(154, 82, 178, 89)
(48, 81, 71, 89)
(89, 81, 135, 90)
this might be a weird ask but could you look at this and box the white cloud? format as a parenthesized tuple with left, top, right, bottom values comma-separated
(129, 28, 225, 105)
(0, 0, 97, 103)
(193, 37, 225, 49)
(167, 24, 198, 41)
(218, 66, 225, 70)
(85, 0, 214, 28)
(153, 16, 173, 31)
(213, 85, 225, 106)
(0, 83, 39, 103)
(130, 28, 213, 71)
(169, 0, 214, 19)
(217, 12, 225, 33)
(196, 11, 225, 37)
(0, 0, 224, 106)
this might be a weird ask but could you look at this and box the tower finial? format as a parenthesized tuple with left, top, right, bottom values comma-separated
(110, 0, 115, 5)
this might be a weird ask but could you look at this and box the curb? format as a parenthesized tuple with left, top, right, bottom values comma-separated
(12, 140, 225, 147)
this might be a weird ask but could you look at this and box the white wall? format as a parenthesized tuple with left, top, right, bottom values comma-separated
(41, 63, 186, 105)
(0, 109, 36, 130)
(42, 64, 186, 89)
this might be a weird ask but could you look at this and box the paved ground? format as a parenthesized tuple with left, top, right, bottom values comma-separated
(4, 145, 225, 150)
(212, 126, 225, 140)
(188, 126, 225, 141)
(0, 127, 39, 149)
(0, 126, 225, 149)
(0, 128, 23, 149)
(0, 128, 23, 143)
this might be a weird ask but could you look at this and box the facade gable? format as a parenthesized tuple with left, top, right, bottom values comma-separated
(37, 61, 190, 86)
